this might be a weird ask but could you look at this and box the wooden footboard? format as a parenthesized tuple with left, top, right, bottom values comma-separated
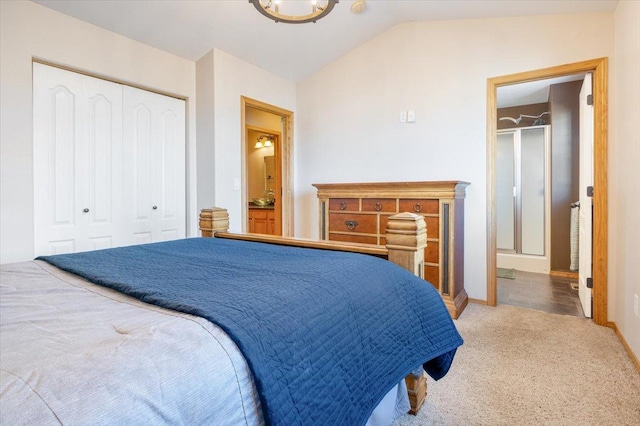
(199, 207, 428, 415)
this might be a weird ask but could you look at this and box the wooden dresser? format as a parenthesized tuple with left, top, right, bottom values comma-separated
(313, 181, 470, 318)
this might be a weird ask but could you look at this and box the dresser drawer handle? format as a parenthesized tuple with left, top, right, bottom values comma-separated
(374, 202, 382, 211)
(339, 202, 347, 210)
(344, 220, 359, 230)
(413, 203, 423, 213)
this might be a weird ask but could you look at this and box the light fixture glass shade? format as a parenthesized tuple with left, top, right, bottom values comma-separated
(263, 140, 273, 148)
(250, 0, 338, 24)
(254, 141, 264, 149)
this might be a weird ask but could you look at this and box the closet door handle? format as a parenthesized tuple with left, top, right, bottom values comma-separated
(152, 205, 158, 210)
(83, 208, 89, 213)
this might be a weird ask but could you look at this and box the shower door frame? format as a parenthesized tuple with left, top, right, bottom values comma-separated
(496, 125, 551, 274)
(497, 126, 550, 252)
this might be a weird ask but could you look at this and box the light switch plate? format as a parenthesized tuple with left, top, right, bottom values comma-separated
(407, 110, 416, 123)
(400, 111, 407, 123)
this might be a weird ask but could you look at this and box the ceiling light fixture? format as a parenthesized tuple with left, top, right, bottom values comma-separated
(249, 0, 339, 24)
(350, 0, 366, 14)
(255, 135, 274, 149)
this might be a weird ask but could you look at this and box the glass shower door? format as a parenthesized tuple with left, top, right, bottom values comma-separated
(520, 128, 545, 255)
(497, 132, 516, 252)
(497, 126, 548, 256)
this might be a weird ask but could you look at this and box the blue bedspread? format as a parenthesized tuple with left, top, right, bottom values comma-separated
(38, 238, 463, 426)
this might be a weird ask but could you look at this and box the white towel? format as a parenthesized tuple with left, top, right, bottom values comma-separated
(570, 202, 580, 271)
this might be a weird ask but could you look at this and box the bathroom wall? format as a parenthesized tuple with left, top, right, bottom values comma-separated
(247, 129, 275, 200)
(549, 80, 582, 271)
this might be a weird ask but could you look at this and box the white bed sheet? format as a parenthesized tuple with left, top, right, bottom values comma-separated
(1, 260, 263, 425)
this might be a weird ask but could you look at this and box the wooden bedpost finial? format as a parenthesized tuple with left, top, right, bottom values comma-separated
(199, 207, 229, 237)
(385, 212, 427, 278)
(386, 212, 429, 416)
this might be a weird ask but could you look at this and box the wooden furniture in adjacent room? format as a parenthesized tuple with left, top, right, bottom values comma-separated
(248, 206, 275, 235)
(312, 181, 470, 319)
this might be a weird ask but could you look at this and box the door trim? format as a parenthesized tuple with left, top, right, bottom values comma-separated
(486, 58, 608, 325)
(241, 96, 294, 236)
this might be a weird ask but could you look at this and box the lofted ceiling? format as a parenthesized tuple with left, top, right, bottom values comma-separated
(33, 0, 618, 82)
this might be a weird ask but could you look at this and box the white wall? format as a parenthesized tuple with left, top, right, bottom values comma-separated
(196, 50, 216, 213)
(0, 1, 197, 264)
(209, 48, 296, 232)
(296, 13, 614, 302)
(611, 0, 640, 362)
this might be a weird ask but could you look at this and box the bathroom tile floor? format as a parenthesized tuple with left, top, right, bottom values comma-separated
(497, 270, 585, 318)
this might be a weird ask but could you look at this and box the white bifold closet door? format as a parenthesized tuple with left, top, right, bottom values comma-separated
(122, 86, 185, 245)
(33, 63, 185, 256)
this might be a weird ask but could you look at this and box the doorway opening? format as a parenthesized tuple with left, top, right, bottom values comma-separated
(487, 58, 608, 325)
(241, 96, 294, 236)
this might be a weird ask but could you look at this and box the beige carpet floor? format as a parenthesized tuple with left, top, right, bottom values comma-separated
(393, 303, 640, 425)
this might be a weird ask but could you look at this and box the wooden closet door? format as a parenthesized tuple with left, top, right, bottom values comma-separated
(33, 63, 123, 256)
(122, 86, 185, 245)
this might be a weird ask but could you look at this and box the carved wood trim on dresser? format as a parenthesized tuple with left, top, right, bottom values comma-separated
(312, 181, 470, 319)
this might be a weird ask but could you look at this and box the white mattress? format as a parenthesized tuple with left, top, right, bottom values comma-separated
(0, 261, 408, 425)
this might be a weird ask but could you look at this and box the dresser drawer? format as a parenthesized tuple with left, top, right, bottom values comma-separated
(329, 213, 377, 234)
(380, 215, 392, 235)
(362, 198, 396, 212)
(399, 199, 439, 215)
(424, 241, 439, 263)
(424, 265, 439, 288)
(329, 198, 359, 212)
(249, 209, 269, 219)
(329, 233, 378, 245)
(424, 217, 440, 236)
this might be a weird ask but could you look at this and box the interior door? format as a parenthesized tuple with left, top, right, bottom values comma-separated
(578, 73, 594, 318)
(123, 86, 155, 245)
(33, 63, 123, 255)
(33, 63, 84, 255)
(155, 94, 186, 241)
(81, 73, 123, 251)
(273, 133, 283, 236)
(123, 86, 185, 245)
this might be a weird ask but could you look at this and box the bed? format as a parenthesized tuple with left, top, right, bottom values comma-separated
(0, 209, 462, 425)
